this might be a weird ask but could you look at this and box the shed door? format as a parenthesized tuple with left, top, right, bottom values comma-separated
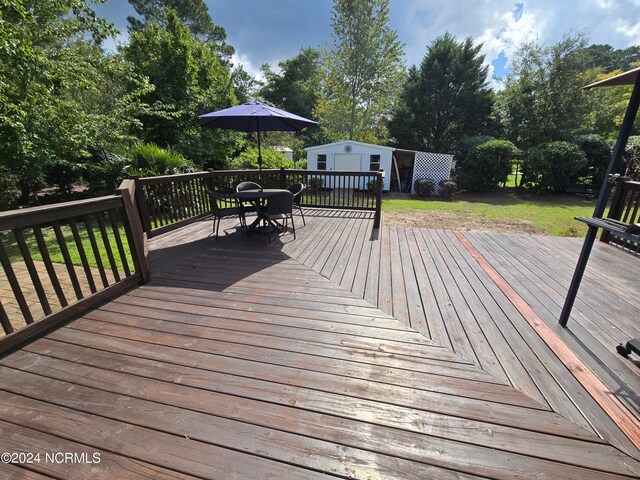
(334, 154, 362, 171)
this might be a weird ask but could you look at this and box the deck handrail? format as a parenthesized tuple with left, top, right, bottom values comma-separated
(0, 179, 149, 353)
(134, 168, 384, 238)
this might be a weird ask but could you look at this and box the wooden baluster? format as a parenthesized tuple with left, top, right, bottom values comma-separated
(185, 180, 197, 216)
(96, 212, 121, 283)
(52, 221, 84, 300)
(13, 228, 52, 316)
(146, 184, 159, 230)
(627, 190, 640, 223)
(180, 181, 192, 219)
(0, 238, 33, 324)
(32, 226, 68, 308)
(0, 301, 13, 334)
(83, 215, 109, 288)
(108, 210, 131, 277)
(69, 219, 97, 293)
(157, 184, 169, 226)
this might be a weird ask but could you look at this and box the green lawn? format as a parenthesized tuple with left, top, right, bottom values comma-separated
(3, 221, 134, 272)
(382, 191, 600, 237)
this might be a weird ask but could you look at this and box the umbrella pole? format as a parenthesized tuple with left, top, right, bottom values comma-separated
(256, 119, 263, 189)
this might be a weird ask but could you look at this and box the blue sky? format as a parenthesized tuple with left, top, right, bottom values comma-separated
(95, 0, 640, 86)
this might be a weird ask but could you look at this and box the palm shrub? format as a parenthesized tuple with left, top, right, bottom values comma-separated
(457, 140, 519, 191)
(124, 142, 195, 176)
(524, 141, 587, 191)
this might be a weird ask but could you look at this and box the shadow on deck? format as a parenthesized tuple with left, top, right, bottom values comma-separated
(1, 208, 639, 479)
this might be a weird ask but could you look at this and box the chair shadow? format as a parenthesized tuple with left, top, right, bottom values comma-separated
(147, 217, 289, 292)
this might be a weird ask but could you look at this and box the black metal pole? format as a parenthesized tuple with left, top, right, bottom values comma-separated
(559, 74, 640, 327)
(256, 119, 263, 189)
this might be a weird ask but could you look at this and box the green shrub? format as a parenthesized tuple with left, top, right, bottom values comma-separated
(367, 179, 377, 192)
(455, 135, 494, 164)
(85, 151, 131, 192)
(457, 139, 519, 191)
(524, 141, 587, 191)
(624, 136, 640, 180)
(573, 134, 611, 183)
(45, 159, 86, 194)
(414, 178, 435, 197)
(229, 147, 294, 170)
(0, 166, 19, 210)
(439, 180, 457, 198)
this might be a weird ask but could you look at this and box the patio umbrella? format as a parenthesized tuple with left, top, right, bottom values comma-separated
(198, 101, 318, 173)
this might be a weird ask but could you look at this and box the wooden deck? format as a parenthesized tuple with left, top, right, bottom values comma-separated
(1, 209, 639, 479)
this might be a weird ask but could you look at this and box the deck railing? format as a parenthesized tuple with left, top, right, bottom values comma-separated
(602, 179, 640, 253)
(135, 168, 384, 238)
(0, 179, 149, 353)
(134, 172, 213, 238)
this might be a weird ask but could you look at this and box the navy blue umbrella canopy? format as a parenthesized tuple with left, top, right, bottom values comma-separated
(198, 101, 318, 170)
(198, 101, 317, 131)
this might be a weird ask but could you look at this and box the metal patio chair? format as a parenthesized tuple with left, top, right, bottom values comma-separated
(286, 182, 306, 226)
(205, 189, 246, 239)
(262, 190, 295, 243)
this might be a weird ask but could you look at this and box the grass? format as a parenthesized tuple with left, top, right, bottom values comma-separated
(3, 220, 134, 272)
(382, 190, 601, 237)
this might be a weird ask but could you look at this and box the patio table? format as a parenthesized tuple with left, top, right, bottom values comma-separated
(233, 189, 289, 233)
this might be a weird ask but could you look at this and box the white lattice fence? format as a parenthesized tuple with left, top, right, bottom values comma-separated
(410, 151, 454, 194)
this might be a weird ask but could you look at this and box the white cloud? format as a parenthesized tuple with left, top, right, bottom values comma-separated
(395, 0, 640, 82)
(616, 18, 640, 44)
(231, 51, 272, 83)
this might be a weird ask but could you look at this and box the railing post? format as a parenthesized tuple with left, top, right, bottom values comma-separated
(279, 167, 287, 189)
(117, 179, 150, 284)
(373, 171, 383, 228)
(131, 176, 153, 238)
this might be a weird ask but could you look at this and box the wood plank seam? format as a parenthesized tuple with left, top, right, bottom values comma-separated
(454, 229, 640, 451)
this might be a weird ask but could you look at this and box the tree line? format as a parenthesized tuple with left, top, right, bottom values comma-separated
(1, 0, 639, 209)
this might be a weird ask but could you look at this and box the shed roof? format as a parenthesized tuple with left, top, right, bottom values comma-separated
(304, 140, 395, 152)
(582, 67, 640, 90)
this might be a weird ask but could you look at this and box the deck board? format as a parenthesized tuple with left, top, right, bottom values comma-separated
(1, 209, 639, 478)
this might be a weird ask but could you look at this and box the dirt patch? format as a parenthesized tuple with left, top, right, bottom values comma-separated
(384, 209, 547, 235)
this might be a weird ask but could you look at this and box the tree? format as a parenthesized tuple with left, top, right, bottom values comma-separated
(231, 65, 262, 104)
(388, 33, 493, 153)
(262, 48, 323, 120)
(497, 34, 591, 150)
(316, 0, 404, 143)
(582, 68, 640, 139)
(127, 0, 233, 61)
(584, 44, 640, 73)
(0, 0, 149, 202)
(124, 9, 239, 167)
(261, 47, 325, 149)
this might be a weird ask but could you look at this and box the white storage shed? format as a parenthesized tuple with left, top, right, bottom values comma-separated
(305, 140, 454, 193)
(305, 140, 393, 191)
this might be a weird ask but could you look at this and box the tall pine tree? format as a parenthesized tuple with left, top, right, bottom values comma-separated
(389, 33, 493, 153)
